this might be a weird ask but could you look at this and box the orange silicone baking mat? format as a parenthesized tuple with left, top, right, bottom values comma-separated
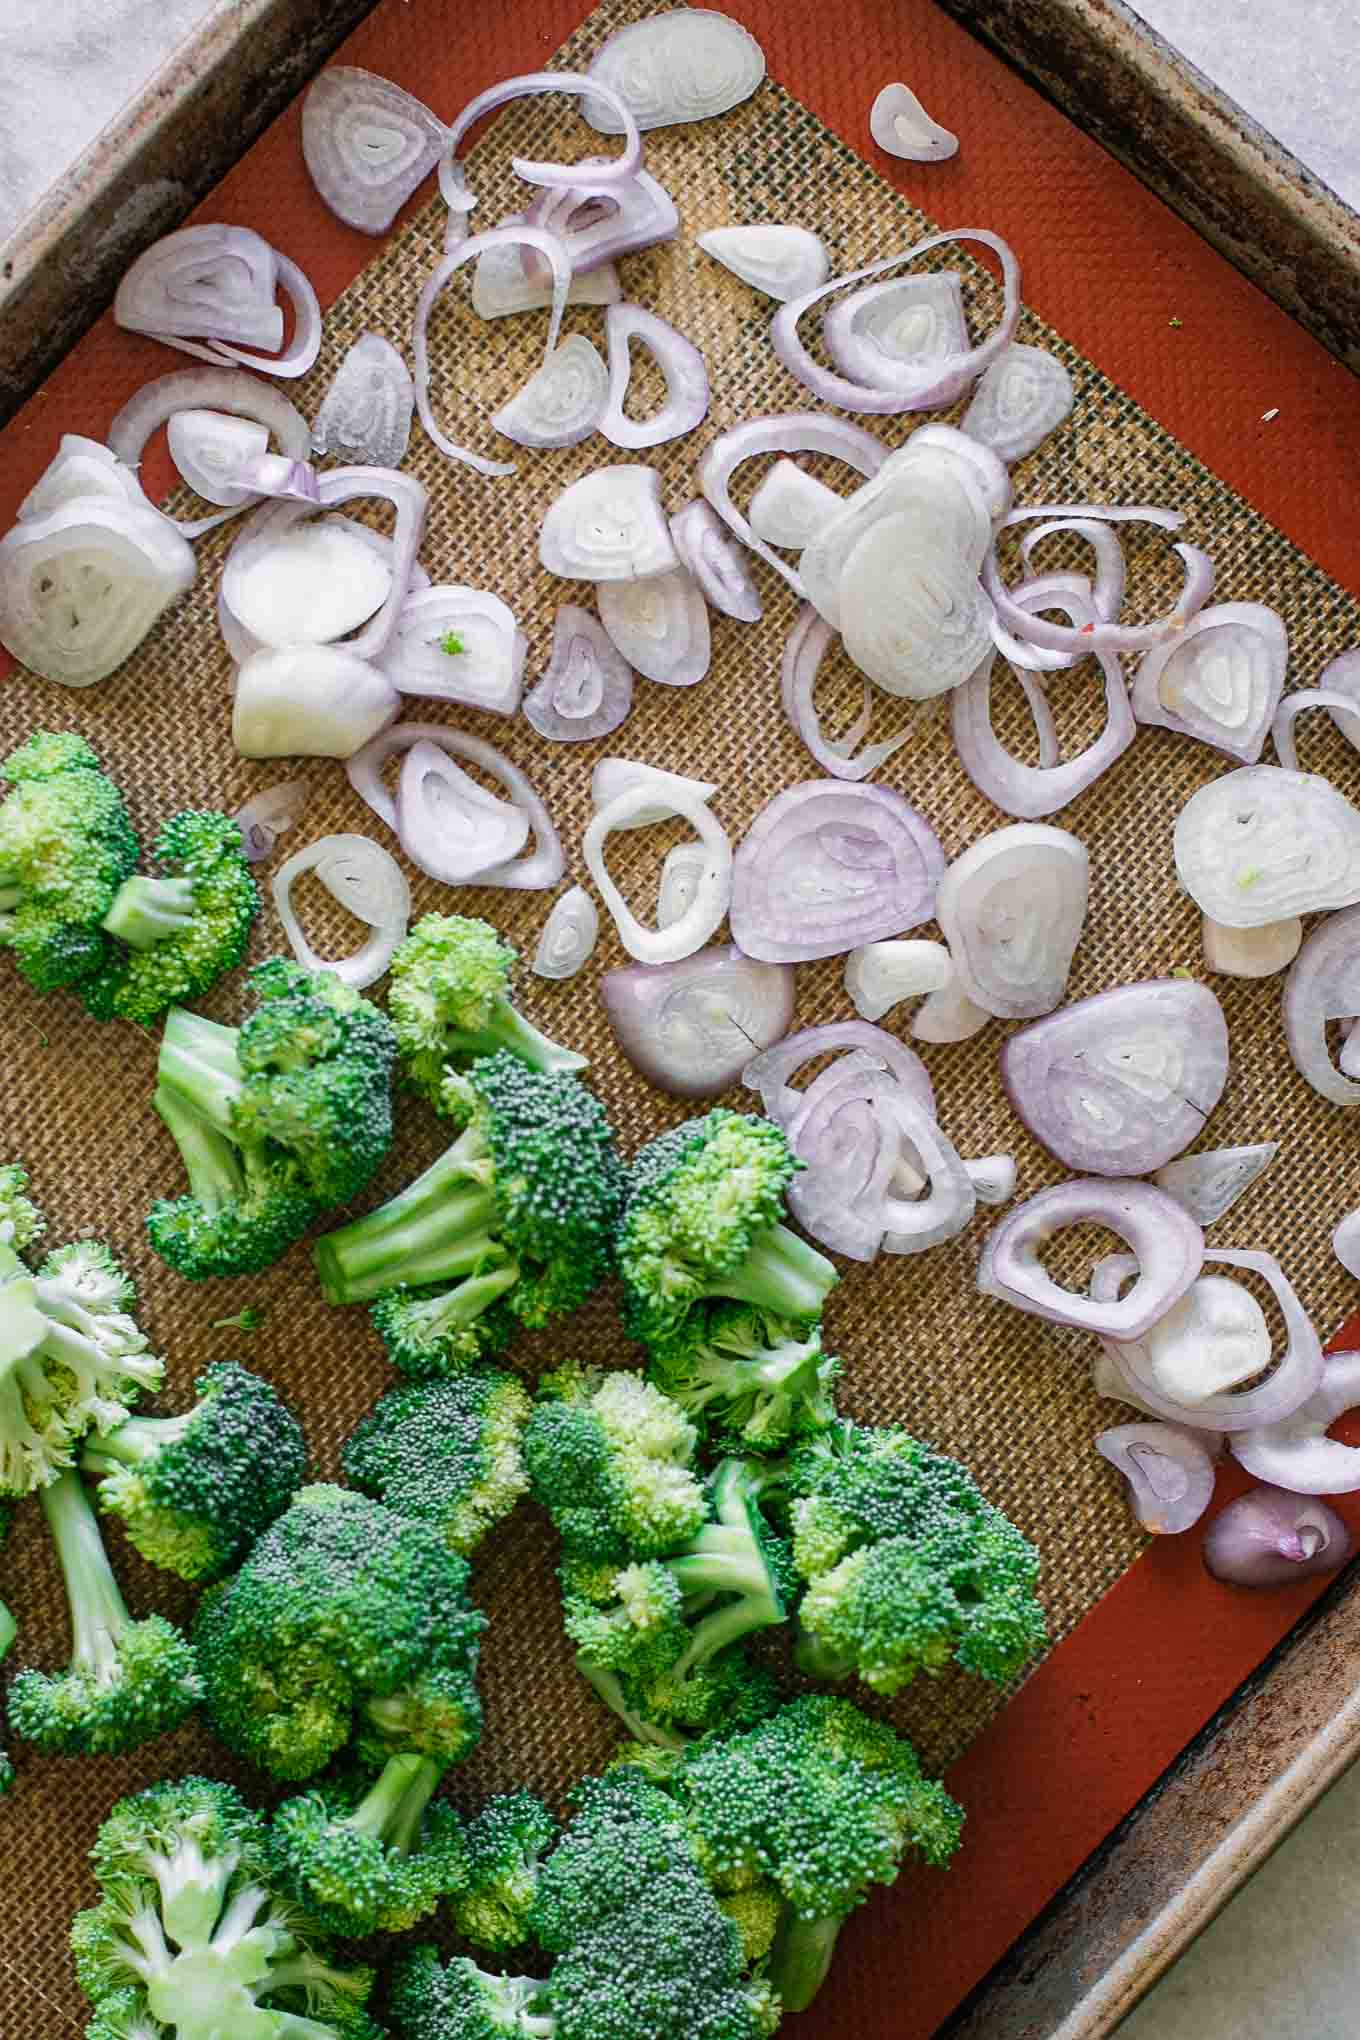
(2, 2, 1360, 2036)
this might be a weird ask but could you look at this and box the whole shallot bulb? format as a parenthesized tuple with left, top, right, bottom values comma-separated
(1202, 1485, 1354, 1589)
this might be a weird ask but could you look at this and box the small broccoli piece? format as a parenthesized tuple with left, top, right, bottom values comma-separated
(617, 1112, 838, 1348)
(0, 730, 138, 994)
(147, 958, 397, 1280)
(83, 809, 259, 1025)
(272, 1752, 466, 1936)
(342, 1372, 530, 1557)
(645, 1302, 840, 1454)
(70, 1776, 383, 2039)
(210, 1303, 267, 1332)
(389, 1947, 552, 2040)
(389, 913, 587, 1107)
(560, 1458, 789, 1749)
(524, 1364, 707, 1565)
(776, 1422, 1047, 1696)
(81, 1361, 306, 1581)
(0, 1231, 162, 1495)
(195, 1483, 484, 1780)
(8, 1469, 199, 1755)
(0, 1160, 45, 1254)
(0, 1496, 15, 1792)
(449, 1790, 558, 1952)
(315, 1055, 623, 1371)
(666, 1695, 964, 2013)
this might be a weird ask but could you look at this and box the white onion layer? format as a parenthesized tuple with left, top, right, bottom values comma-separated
(868, 81, 959, 161)
(582, 10, 766, 131)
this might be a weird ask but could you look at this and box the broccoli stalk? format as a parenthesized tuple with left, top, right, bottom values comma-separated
(8, 1469, 200, 1755)
(272, 1752, 467, 1936)
(314, 1129, 506, 1304)
(645, 1302, 840, 1453)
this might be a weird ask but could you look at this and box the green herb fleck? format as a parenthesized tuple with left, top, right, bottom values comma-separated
(211, 1305, 268, 1334)
(1168, 316, 1183, 329)
(439, 631, 465, 657)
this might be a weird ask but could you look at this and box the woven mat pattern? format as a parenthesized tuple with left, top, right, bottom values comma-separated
(4, 0, 1360, 2022)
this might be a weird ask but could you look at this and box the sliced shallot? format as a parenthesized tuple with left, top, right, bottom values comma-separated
(492, 335, 608, 450)
(17, 434, 146, 523)
(748, 461, 841, 549)
(985, 505, 1214, 657)
(166, 410, 269, 507)
(473, 233, 622, 319)
(1334, 1210, 1360, 1280)
(658, 843, 711, 929)
(272, 833, 409, 989)
(1154, 1144, 1279, 1226)
(600, 304, 709, 450)
(114, 224, 320, 376)
(1203, 1486, 1354, 1586)
(730, 780, 945, 963)
(743, 1019, 935, 1127)
(1132, 603, 1287, 763)
(844, 940, 952, 1021)
(670, 500, 761, 623)
(1272, 687, 1360, 772)
(397, 741, 530, 884)
(377, 586, 525, 716)
(222, 517, 393, 651)
(600, 945, 794, 1098)
(1320, 647, 1360, 748)
(935, 823, 1088, 1019)
(302, 68, 447, 234)
(540, 465, 677, 580)
(1176, 765, 1360, 927)
(311, 332, 414, 466)
(585, 782, 732, 964)
(1231, 1348, 1360, 1494)
(346, 722, 564, 890)
(597, 568, 711, 687)
(0, 500, 195, 688)
(522, 168, 680, 277)
(233, 781, 310, 863)
(961, 343, 1075, 462)
(698, 413, 888, 599)
(1202, 914, 1302, 979)
(591, 757, 717, 824)
(533, 888, 599, 981)
(232, 645, 398, 759)
(868, 81, 959, 161)
(839, 509, 995, 702)
(524, 606, 634, 741)
(821, 274, 968, 394)
(912, 976, 990, 1043)
(107, 367, 312, 538)
(1096, 1423, 1217, 1535)
(1002, 979, 1229, 1176)
(437, 70, 643, 230)
(1281, 902, 1360, 1104)
(978, 1179, 1204, 1339)
(780, 605, 908, 780)
(697, 225, 829, 302)
(582, 10, 765, 131)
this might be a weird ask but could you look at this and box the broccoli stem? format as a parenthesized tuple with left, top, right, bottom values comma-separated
(313, 1133, 504, 1304)
(154, 1086, 244, 1210)
(792, 1633, 853, 1683)
(452, 1000, 588, 1079)
(80, 1409, 195, 1476)
(385, 1262, 522, 1335)
(576, 1658, 688, 1752)
(707, 1223, 837, 1322)
(663, 1461, 786, 1679)
(158, 1036, 243, 1141)
(347, 1752, 444, 1856)
(769, 1908, 845, 2014)
(40, 1470, 133, 1690)
(102, 874, 196, 950)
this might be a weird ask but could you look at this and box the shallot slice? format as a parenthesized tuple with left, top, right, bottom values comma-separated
(1154, 1144, 1279, 1226)
(985, 504, 1214, 657)
(377, 587, 525, 715)
(115, 225, 320, 377)
(697, 225, 829, 302)
(347, 723, 563, 890)
(167, 410, 269, 507)
(800, 432, 992, 631)
(1096, 1424, 1217, 1535)
(699, 412, 888, 600)
(491, 336, 608, 450)
(582, 10, 766, 131)
(1231, 1348, 1360, 1494)
(222, 518, 392, 651)
(961, 344, 1075, 462)
(1281, 902, 1360, 1104)
(951, 618, 1137, 819)
(743, 1019, 935, 1127)
(912, 977, 990, 1043)
(523, 169, 680, 277)
(869, 81, 959, 161)
(473, 232, 622, 319)
(397, 743, 530, 884)
(844, 940, 952, 1021)
(1321, 647, 1360, 748)
(670, 501, 761, 623)
(839, 510, 995, 702)
(935, 823, 1088, 1019)
(600, 945, 795, 1098)
(524, 606, 634, 742)
(533, 888, 598, 981)
(781, 606, 909, 780)
(540, 465, 677, 580)
(585, 783, 732, 965)
(591, 757, 717, 824)
(822, 274, 968, 394)
(0, 500, 196, 688)
(748, 462, 841, 549)
(1176, 766, 1360, 927)
(272, 833, 409, 989)
(1203, 1486, 1354, 1585)
(658, 843, 711, 929)
(233, 782, 310, 863)
(107, 367, 312, 538)
(302, 68, 448, 234)
(1272, 688, 1360, 772)
(600, 305, 709, 450)
(17, 434, 146, 522)
(232, 645, 398, 760)
(437, 71, 643, 227)
(978, 1179, 1205, 1339)
(312, 332, 414, 466)
(731, 780, 946, 963)
(1003, 979, 1229, 1176)
(597, 569, 711, 687)
(1202, 914, 1303, 979)
(1132, 603, 1287, 764)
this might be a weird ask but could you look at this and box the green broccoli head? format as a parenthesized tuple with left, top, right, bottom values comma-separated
(84, 809, 259, 1025)
(450, 1790, 558, 1952)
(780, 1422, 1047, 1696)
(315, 1054, 623, 1366)
(525, 1364, 707, 1564)
(0, 730, 138, 993)
(644, 1302, 841, 1455)
(195, 1484, 485, 1780)
(617, 1112, 838, 1347)
(342, 1371, 530, 1556)
(148, 960, 397, 1280)
(71, 1776, 382, 2039)
(8, 1470, 200, 1756)
(389, 912, 588, 1109)
(673, 1695, 964, 2013)
(389, 1947, 550, 2040)
(0, 1160, 46, 1254)
(271, 1752, 467, 1938)
(82, 1360, 307, 1581)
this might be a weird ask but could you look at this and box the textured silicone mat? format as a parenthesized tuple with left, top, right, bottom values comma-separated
(2, 0, 1360, 2034)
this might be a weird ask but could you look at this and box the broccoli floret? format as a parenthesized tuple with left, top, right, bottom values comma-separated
(0, 1160, 45, 1254)
(315, 1055, 622, 1370)
(0, 731, 138, 994)
(342, 1372, 530, 1557)
(83, 809, 259, 1025)
(0, 1230, 162, 1495)
(560, 1458, 789, 1749)
(524, 1364, 707, 1565)
(389, 1947, 552, 2040)
(389, 913, 588, 1108)
(617, 1112, 837, 1348)
(195, 1483, 484, 1780)
(451, 1791, 558, 1953)
(644, 1302, 840, 1455)
(663, 1695, 964, 2013)
(147, 959, 397, 1280)
(81, 1361, 306, 1581)
(272, 1752, 467, 1937)
(0, 1496, 15, 1792)
(8, 1469, 199, 1755)
(778, 1422, 1047, 1695)
(70, 1776, 383, 2038)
